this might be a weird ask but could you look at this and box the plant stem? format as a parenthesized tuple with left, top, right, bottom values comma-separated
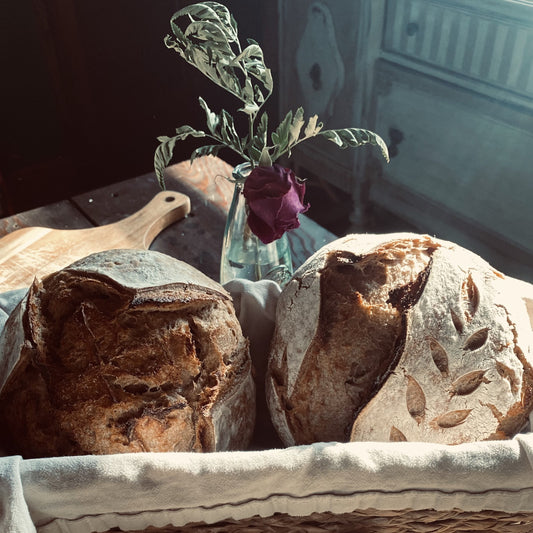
(248, 112, 256, 158)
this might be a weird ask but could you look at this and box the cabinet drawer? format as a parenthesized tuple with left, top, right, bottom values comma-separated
(370, 60, 533, 273)
(383, 0, 533, 100)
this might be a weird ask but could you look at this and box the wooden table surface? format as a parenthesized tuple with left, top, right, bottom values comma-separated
(0, 156, 337, 286)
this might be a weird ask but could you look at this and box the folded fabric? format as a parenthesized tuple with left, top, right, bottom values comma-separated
(3, 436, 533, 533)
(1, 280, 533, 533)
(0, 288, 26, 334)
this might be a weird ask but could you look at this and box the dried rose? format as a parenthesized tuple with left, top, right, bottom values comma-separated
(243, 164, 309, 244)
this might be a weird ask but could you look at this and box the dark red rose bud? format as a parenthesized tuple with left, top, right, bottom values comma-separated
(243, 164, 309, 244)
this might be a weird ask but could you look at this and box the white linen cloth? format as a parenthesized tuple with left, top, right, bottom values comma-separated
(1, 280, 533, 533)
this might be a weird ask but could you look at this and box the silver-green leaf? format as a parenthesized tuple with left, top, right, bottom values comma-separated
(250, 112, 268, 155)
(190, 144, 224, 163)
(319, 128, 390, 162)
(288, 107, 305, 147)
(220, 110, 242, 152)
(154, 128, 207, 188)
(165, 1, 271, 107)
(304, 115, 323, 138)
(270, 110, 293, 160)
(155, 2, 390, 188)
(198, 97, 220, 136)
(154, 136, 176, 189)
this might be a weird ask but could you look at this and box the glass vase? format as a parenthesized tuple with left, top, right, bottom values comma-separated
(220, 163, 293, 286)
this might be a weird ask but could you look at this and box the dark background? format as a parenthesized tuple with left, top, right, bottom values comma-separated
(0, 0, 279, 215)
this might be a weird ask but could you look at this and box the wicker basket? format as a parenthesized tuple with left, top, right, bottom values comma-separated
(87, 432, 533, 533)
(104, 508, 533, 533)
(3, 282, 533, 533)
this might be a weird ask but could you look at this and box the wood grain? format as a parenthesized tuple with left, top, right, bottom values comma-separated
(0, 200, 91, 236)
(164, 156, 235, 212)
(0, 190, 190, 292)
(71, 170, 229, 282)
(0, 156, 337, 288)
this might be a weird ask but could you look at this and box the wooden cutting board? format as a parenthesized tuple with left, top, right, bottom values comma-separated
(0, 190, 191, 292)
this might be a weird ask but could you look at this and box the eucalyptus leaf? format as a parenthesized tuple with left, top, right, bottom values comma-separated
(154, 128, 207, 188)
(250, 112, 268, 156)
(154, 136, 177, 189)
(253, 85, 265, 106)
(235, 43, 263, 62)
(185, 22, 229, 44)
(155, 2, 389, 188)
(235, 44, 273, 90)
(167, 8, 244, 99)
(247, 144, 262, 163)
(304, 115, 323, 138)
(288, 107, 305, 146)
(172, 3, 237, 42)
(199, 97, 220, 136)
(319, 128, 390, 162)
(214, 62, 244, 99)
(271, 110, 293, 159)
(165, 1, 272, 108)
(241, 78, 255, 105)
(221, 110, 242, 151)
(256, 112, 268, 144)
(190, 144, 224, 163)
(239, 102, 260, 116)
(259, 147, 272, 167)
(175, 125, 207, 139)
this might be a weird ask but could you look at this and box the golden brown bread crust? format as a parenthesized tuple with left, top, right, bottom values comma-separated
(0, 250, 255, 458)
(266, 233, 533, 447)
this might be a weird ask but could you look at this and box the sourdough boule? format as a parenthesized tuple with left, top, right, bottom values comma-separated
(0, 249, 255, 458)
(266, 233, 533, 446)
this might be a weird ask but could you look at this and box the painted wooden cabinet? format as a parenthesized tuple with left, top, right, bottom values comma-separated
(278, 0, 533, 281)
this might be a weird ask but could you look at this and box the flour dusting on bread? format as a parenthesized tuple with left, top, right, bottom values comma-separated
(267, 233, 533, 446)
(0, 249, 255, 458)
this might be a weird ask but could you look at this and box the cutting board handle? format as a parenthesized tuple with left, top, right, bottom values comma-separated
(0, 190, 192, 292)
(103, 190, 191, 249)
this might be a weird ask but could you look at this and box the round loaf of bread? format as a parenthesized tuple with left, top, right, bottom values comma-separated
(266, 233, 533, 446)
(0, 249, 255, 458)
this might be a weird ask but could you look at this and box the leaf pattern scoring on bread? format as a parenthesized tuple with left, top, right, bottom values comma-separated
(391, 272, 499, 442)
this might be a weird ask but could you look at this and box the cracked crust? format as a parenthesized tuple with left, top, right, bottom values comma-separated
(266, 233, 533, 446)
(0, 249, 255, 458)
(266, 233, 436, 446)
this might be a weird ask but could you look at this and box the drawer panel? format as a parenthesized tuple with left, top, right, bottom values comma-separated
(383, 0, 533, 100)
(371, 60, 533, 260)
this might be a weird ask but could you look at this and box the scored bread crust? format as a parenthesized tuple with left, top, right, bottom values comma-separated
(350, 241, 533, 444)
(266, 233, 533, 446)
(0, 249, 255, 458)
